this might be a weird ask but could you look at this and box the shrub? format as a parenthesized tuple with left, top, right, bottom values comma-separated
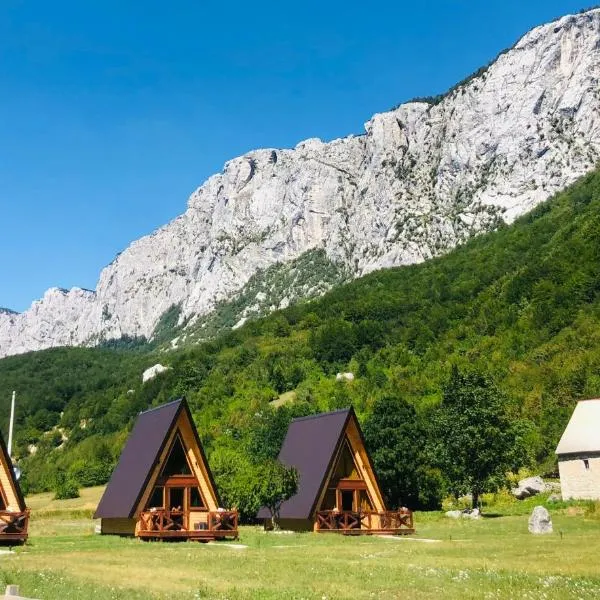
(68, 459, 112, 487)
(584, 501, 600, 520)
(53, 472, 80, 500)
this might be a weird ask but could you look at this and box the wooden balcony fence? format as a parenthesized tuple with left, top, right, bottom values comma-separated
(0, 510, 29, 543)
(138, 509, 238, 541)
(315, 509, 414, 535)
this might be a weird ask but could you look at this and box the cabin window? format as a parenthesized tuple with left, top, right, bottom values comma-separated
(358, 490, 373, 512)
(146, 486, 164, 509)
(583, 459, 590, 471)
(162, 435, 192, 476)
(322, 489, 337, 510)
(332, 440, 360, 483)
(190, 487, 206, 509)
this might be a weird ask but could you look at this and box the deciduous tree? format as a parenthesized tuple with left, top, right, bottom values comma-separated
(258, 460, 298, 530)
(432, 367, 520, 509)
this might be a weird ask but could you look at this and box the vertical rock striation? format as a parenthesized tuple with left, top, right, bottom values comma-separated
(2, 9, 600, 357)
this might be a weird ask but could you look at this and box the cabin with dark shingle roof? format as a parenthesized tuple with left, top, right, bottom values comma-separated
(257, 408, 414, 535)
(94, 398, 237, 540)
(0, 430, 28, 543)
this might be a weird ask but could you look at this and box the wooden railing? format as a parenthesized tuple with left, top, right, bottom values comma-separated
(380, 509, 413, 531)
(0, 510, 29, 541)
(208, 510, 238, 533)
(138, 509, 238, 539)
(316, 510, 365, 531)
(315, 509, 413, 535)
(139, 509, 185, 533)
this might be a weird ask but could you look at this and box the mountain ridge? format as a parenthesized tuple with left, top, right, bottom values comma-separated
(2, 7, 600, 357)
(5, 164, 600, 493)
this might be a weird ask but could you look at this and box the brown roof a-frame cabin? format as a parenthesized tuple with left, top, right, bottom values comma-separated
(0, 431, 29, 543)
(95, 398, 237, 540)
(258, 407, 413, 535)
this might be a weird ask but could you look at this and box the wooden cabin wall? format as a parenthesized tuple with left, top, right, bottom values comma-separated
(177, 412, 220, 510)
(274, 518, 313, 532)
(188, 512, 210, 531)
(313, 417, 386, 516)
(102, 518, 136, 536)
(345, 418, 386, 512)
(0, 453, 21, 510)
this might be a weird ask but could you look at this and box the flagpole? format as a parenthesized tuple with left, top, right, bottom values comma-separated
(7, 391, 15, 457)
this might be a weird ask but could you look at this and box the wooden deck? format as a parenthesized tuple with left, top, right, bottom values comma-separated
(315, 509, 414, 535)
(0, 510, 29, 543)
(137, 509, 238, 541)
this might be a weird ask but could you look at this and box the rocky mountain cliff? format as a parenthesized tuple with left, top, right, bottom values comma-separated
(2, 9, 600, 358)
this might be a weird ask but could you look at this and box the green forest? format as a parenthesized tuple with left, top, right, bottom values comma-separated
(2, 166, 600, 515)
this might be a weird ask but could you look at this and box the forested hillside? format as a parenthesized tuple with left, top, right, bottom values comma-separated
(2, 167, 600, 506)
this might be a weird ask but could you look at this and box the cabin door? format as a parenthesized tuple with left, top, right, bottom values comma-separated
(336, 487, 373, 511)
(340, 490, 354, 512)
(168, 487, 186, 530)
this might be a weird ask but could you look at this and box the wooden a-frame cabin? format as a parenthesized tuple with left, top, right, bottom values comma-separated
(0, 432, 29, 543)
(258, 407, 414, 535)
(94, 398, 237, 540)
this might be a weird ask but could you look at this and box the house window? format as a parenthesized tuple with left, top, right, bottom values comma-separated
(161, 436, 192, 476)
(190, 487, 206, 509)
(322, 489, 337, 510)
(583, 459, 590, 471)
(146, 486, 164, 509)
(358, 489, 373, 511)
(332, 441, 360, 481)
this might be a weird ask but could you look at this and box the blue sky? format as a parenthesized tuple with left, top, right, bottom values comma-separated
(0, 0, 589, 312)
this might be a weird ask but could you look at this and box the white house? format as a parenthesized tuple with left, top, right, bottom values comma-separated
(555, 399, 600, 500)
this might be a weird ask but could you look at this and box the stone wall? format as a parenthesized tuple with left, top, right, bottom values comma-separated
(558, 453, 600, 500)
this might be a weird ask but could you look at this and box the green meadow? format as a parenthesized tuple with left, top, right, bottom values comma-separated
(0, 488, 599, 599)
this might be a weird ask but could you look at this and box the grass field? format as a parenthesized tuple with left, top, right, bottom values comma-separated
(0, 489, 599, 599)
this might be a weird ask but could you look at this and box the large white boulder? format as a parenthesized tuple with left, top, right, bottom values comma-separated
(142, 364, 170, 383)
(336, 372, 355, 382)
(528, 506, 553, 534)
(512, 476, 548, 499)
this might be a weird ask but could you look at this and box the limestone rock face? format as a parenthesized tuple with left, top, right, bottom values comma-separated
(142, 364, 170, 383)
(528, 506, 553, 534)
(2, 9, 600, 357)
(336, 372, 355, 382)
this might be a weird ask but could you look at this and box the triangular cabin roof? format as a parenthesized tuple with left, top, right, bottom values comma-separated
(556, 399, 600, 456)
(0, 430, 26, 512)
(94, 398, 220, 519)
(258, 407, 385, 519)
